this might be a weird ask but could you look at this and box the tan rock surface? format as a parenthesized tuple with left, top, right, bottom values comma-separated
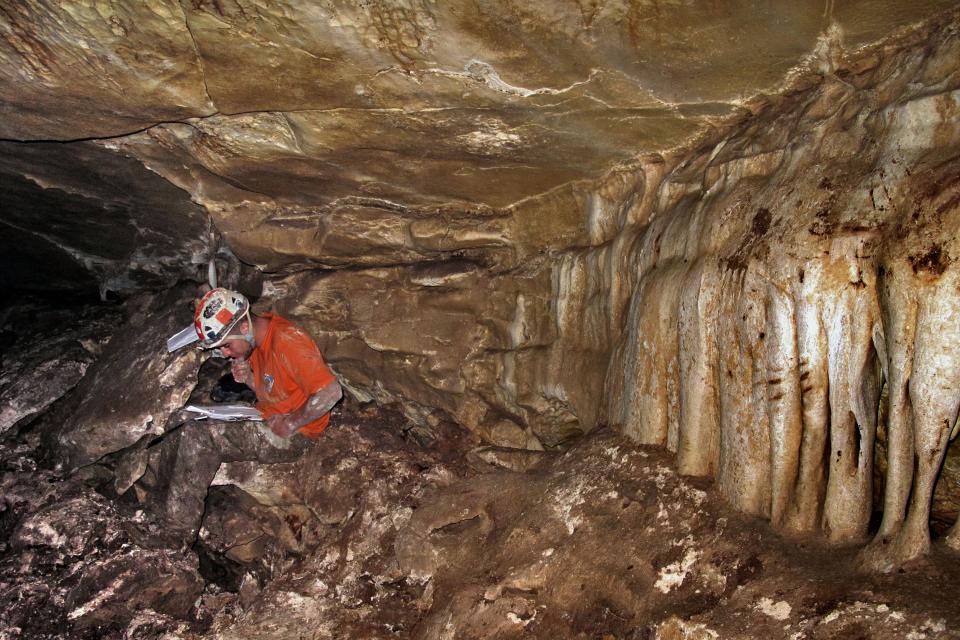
(4, 0, 960, 579)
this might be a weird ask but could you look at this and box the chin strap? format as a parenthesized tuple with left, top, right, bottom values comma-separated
(242, 311, 256, 348)
(210, 312, 256, 355)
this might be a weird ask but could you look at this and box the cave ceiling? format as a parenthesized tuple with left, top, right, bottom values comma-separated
(2, 0, 958, 294)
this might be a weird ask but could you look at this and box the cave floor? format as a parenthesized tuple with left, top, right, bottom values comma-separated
(2, 401, 960, 639)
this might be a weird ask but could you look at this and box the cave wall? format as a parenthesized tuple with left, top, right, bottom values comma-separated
(246, 13, 960, 455)
(597, 15, 960, 567)
(0, 141, 216, 298)
(62, 11, 958, 551)
(251, 11, 960, 569)
(3, 1, 960, 572)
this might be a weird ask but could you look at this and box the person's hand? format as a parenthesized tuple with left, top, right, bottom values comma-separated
(231, 359, 251, 385)
(268, 414, 298, 438)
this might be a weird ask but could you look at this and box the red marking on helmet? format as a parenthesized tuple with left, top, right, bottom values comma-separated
(215, 308, 234, 325)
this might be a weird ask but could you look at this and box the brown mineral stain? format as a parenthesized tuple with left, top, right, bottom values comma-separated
(934, 92, 958, 148)
(751, 207, 772, 235)
(935, 191, 960, 216)
(908, 243, 951, 275)
(809, 207, 834, 236)
(727, 207, 773, 269)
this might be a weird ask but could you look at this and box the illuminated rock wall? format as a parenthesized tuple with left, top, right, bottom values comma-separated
(597, 16, 960, 568)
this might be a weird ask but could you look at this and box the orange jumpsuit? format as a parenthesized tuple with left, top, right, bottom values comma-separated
(248, 314, 337, 439)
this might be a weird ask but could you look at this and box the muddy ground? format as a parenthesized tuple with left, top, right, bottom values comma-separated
(2, 398, 960, 639)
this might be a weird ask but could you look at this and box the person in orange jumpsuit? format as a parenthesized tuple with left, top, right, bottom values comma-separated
(154, 288, 342, 544)
(194, 288, 342, 438)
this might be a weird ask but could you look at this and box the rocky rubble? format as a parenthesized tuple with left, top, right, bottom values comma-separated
(0, 301, 116, 436)
(194, 404, 473, 638)
(193, 427, 960, 639)
(0, 389, 476, 639)
(0, 444, 205, 639)
(3, 320, 960, 639)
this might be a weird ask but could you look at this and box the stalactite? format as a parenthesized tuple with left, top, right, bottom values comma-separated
(602, 16, 960, 567)
(675, 258, 722, 478)
(861, 183, 960, 568)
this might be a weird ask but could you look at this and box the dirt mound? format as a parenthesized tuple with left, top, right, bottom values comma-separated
(5, 406, 960, 639)
(205, 424, 960, 639)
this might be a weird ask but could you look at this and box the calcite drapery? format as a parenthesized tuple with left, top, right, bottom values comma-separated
(598, 17, 960, 568)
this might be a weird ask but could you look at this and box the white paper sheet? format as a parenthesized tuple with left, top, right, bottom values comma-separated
(183, 404, 264, 422)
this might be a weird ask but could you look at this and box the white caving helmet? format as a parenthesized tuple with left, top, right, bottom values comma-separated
(194, 288, 252, 349)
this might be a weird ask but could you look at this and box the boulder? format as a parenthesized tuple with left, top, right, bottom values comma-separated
(0, 302, 115, 435)
(64, 548, 204, 631)
(57, 287, 204, 470)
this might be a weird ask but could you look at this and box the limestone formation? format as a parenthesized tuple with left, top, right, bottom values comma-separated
(596, 14, 960, 569)
(4, 5, 960, 640)
(234, 8, 960, 569)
